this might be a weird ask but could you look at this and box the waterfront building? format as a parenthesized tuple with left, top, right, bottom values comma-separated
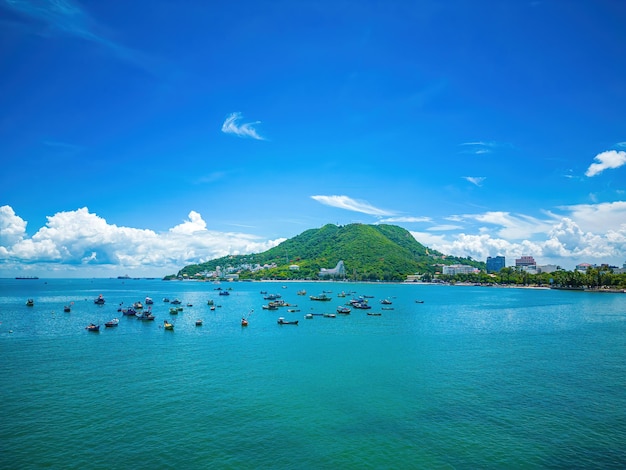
(515, 256, 536, 268)
(575, 263, 593, 272)
(537, 264, 559, 274)
(442, 264, 478, 275)
(486, 256, 505, 273)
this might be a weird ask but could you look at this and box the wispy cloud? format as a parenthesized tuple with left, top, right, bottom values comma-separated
(585, 150, 626, 177)
(426, 224, 463, 231)
(378, 216, 431, 223)
(459, 141, 513, 155)
(311, 195, 395, 216)
(467, 211, 555, 240)
(463, 176, 486, 187)
(221, 112, 266, 140)
(2, 0, 138, 62)
(195, 171, 227, 184)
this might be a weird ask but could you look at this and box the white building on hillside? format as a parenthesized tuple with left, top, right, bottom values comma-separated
(442, 264, 477, 275)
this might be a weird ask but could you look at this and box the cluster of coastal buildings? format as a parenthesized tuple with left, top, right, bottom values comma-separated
(441, 255, 626, 276)
(180, 256, 626, 282)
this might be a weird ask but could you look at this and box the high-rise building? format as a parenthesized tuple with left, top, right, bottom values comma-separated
(486, 256, 506, 273)
(515, 256, 536, 268)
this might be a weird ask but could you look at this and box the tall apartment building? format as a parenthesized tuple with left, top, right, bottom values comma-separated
(486, 256, 505, 273)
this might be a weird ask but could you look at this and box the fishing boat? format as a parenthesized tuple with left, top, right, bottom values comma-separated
(415, 300, 425, 304)
(163, 298, 170, 303)
(169, 307, 179, 314)
(336, 305, 351, 314)
(305, 313, 313, 319)
(105, 318, 119, 328)
(277, 317, 298, 325)
(323, 313, 336, 318)
(297, 289, 307, 296)
(122, 308, 137, 316)
(63, 305, 71, 312)
(219, 291, 230, 296)
(94, 295, 105, 305)
(195, 319, 203, 326)
(170, 299, 182, 305)
(26, 299, 34, 307)
(85, 323, 100, 332)
(163, 320, 174, 330)
(310, 293, 332, 301)
(136, 310, 155, 321)
(367, 312, 382, 316)
(380, 299, 392, 305)
(241, 309, 253, 327)
(133, 301, 143, 310)
(145, 297, 154, 305)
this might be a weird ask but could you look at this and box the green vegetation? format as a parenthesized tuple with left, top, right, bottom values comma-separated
(439, 265, 626, 289)
(168, 223, 484, 281)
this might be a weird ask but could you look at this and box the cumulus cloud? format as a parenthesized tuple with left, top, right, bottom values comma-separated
(558, 201, 626, 232)
(311, 195, 395, 216)
(169, 210, 207, 234)
(221, 112, 266, 140)
(585, 150, 626, 177)
(0, 206, 284, 276)
(0, 205, 27, 247)
(410, 203, 626, 269)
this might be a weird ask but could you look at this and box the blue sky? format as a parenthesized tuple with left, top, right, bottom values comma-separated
(1, 0, 625, 278)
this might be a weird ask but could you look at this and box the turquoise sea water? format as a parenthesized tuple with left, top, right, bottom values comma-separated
(1, 278, 625, 469)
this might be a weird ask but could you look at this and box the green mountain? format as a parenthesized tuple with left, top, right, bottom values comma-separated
(170, 223, 484, 281)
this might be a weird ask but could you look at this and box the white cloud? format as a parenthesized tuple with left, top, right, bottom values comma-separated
(169, 210, 207, 234)
(378, 216, 432, 223)
(463, 176, 486, 186)
(468, 211, 555, 239)
(0, 206, 284, 277)
(585, 150, 626, 177)
(427, 225, 463, 231)
(558, 201, 626, 232)
(311, 195, 395, 216)
(221, 112, 266, 140)
(410, 204, 626, 269)
(0, 205, 27, 246)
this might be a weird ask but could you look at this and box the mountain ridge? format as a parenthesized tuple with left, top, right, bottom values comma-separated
(171, 223, 484, 281)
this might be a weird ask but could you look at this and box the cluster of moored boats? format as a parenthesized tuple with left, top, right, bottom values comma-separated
(25, 289, 425, 333)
